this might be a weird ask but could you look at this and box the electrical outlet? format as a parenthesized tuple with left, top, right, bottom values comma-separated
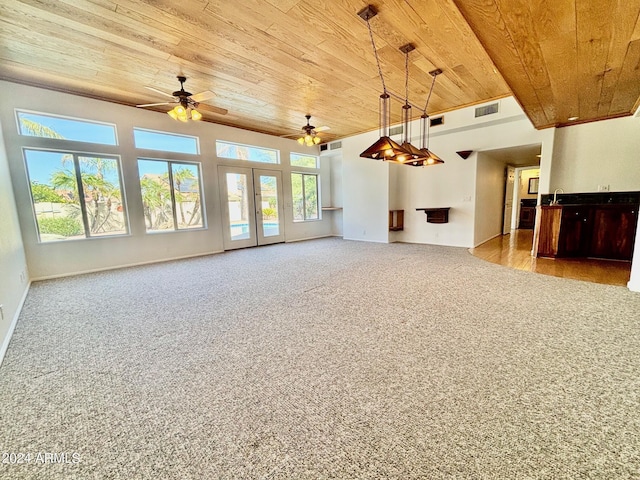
(598, 184, 610, 192)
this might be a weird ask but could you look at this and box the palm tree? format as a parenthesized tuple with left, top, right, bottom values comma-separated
(140, 176, 172, 229)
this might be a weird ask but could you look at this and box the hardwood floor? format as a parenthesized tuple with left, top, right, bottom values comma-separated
(469, 230, 632, 287)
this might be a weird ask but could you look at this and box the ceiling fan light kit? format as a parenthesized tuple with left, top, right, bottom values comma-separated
(296, 114, 323, 146)
(137, 75, 223, 122)
(358, 5, 444, 167)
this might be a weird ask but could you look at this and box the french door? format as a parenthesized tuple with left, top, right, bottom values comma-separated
(218, 166, 285, 250)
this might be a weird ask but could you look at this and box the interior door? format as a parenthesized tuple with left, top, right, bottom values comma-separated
(218, 166, 284, 250)
(503, 166, 515, 234)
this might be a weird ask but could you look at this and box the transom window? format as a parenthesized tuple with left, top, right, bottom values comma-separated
(216, 140, 279, 164)
(137, 159, 205, 232)
(290, 153, 319, 169)
(24, 149, 128, 242)
(133, 128, 199, 154)
(17, 110, 117, 145)
(291, 173, 319, 222)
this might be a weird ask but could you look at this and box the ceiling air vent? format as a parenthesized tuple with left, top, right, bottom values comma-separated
(329, 141, 342, 150)
(475, 103, 499, 118)
(430, 116, 444, 127)
(389, 125, 404, 136)
(320, 144, 329, 152)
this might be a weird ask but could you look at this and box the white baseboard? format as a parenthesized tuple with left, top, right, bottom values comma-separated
(286, 234, 335, 243)
(32, 250, 225, 282)
(0, 281, 31, 367)
(628, 278, 640, 293)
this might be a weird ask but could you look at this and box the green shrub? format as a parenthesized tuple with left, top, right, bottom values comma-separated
(261, 207, 277, 219)
(38, 216, 83, 237)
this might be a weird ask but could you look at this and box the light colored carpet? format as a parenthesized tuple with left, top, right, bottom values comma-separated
(1, 238, 639, 479)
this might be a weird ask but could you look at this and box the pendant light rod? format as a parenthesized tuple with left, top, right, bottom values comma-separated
(422, 68, 443, 113)
(358, 5, 387, 94)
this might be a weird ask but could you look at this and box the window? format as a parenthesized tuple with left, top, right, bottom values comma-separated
(216, 140, 279, 164)
(17, 111, 117, 145)
(24, 149, 128, 242)
(133, 128, 199, 154)
(138, 159, 204, 232)
(291, 173, 319, 221)
(290, 153, 319, 168)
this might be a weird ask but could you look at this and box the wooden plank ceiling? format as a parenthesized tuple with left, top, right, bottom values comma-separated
(0, 0, 639, 142)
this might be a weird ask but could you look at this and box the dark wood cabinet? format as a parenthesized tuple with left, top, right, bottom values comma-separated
(590, 205, 638, 260)
(537, 204, 638, 260)
(518, 206, 536, 229)
(558, 206, 591, 257)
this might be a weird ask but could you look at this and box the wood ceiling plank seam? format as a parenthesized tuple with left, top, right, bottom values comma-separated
(608, 39, 640, 114)
(538, 35, 579, 124)
(167, 10, 361, 95)
(424, 0, 508, 81)
(0, 59, 99, 84)
(575, 0, 616, 121)
(21, 0, 182, 46)
(204, 0, 281, 31)
(406, 0, 508, 98)
(261, 0, 300, 14)
(494, 0, 555, 123)
(451, 0, 549, 127)
(7, 0, 175, 62)
(595, 2, 640, 117)
(531, 0, 578, 123)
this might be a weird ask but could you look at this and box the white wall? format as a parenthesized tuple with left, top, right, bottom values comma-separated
(0, 81, 333, 279)
(0, 118, 30, 364)
(342, 128, 390, 243)
(323, 154, 343, 236)
(551, 116, 640, 193)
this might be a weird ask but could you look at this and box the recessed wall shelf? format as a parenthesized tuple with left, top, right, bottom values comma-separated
(389, 210, 404, 231)
(416, 207, 450, 224)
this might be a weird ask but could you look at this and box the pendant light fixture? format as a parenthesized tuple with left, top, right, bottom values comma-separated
(358, 5, 412, 162)
(398, 43, 426, 164)
(417, 69, 445, 166)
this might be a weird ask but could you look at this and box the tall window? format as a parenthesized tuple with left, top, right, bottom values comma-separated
(24, 149, 128, 242)
(138, 159, 204, 232)
(216, 140, 279, 164)
(291, 173, 319, 221)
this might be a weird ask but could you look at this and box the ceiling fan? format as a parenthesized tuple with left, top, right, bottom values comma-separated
(282, 115, 330, 146)
(136, 76, 228, 120)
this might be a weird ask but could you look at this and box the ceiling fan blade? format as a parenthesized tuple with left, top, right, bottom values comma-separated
(197, 103, 228, 116)
(136, 102, 172, 107)
(191, 90, 215, 103)
(145, 86, 176, 98)
(315, 126, 330, 132)
(279, 133, 299, 138)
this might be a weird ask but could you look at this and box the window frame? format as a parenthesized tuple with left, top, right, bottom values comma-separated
(290, 152, 320, 169)
(291, 171, 320, 222)
(216, 140, 280, 164)
(133, 127, 200, 155)
(16, 109, 119, 146)
(23, 147, 129, 243)
(137, 157, 207, 233)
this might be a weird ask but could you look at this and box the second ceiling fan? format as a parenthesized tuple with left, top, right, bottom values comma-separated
(282, 115, 330, 146)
